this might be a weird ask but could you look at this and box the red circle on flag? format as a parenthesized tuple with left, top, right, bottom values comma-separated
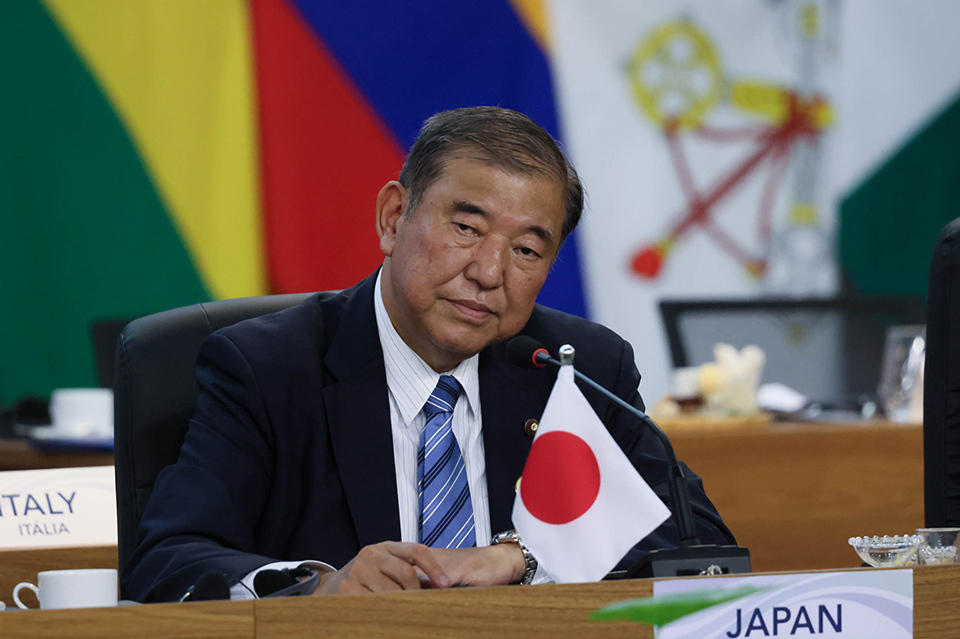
(520, 431, 601, 525)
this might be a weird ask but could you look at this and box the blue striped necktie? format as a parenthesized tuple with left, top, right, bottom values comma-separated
(418, 375, 476, 548)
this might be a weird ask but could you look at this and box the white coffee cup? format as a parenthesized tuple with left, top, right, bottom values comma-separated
(48, 388, 114, 438)
(13, 568, 118, 610)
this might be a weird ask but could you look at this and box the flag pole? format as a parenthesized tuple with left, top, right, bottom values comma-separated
(556, 345, 700, 546)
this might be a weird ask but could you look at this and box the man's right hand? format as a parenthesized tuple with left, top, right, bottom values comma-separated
(313, 542, 451, 595)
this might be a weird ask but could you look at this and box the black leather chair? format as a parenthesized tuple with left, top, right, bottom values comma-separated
(91, 317, 138, 389)
(924, 218, 960, 527)
(113, 294, 312, 578)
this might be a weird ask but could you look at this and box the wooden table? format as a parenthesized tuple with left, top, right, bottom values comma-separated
(668, 419, 923, 573)
(0, 439, 113, 471)
(1, 565, 958, 638)
(0, 599, 253, 639)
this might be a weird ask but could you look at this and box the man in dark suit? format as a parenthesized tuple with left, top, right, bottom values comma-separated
(124, 107, 734, 603)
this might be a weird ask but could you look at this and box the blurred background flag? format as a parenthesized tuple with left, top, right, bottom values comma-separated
(549, 0, 960, 402)
(0, 0, 586, 401)
(3, 0, 960, 408)
(834, 0, 960, 299)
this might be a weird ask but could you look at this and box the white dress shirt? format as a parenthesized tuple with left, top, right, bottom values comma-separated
(374, 271, 492, 547)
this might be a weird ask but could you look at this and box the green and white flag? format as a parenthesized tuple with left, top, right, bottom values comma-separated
(549, 0, 960, 401)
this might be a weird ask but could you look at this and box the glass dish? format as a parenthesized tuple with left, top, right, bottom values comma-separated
(915, 527, 960, 565)
(848, 535, 921, 567)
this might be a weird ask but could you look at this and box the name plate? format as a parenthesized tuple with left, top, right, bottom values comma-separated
(0, 466, 117, 549)
(653, 570, 913, 639)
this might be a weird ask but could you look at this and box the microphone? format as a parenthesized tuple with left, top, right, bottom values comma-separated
(507, 336, 751, 578)
(507, 336, 551, 369)
(181, 570, 231, 602)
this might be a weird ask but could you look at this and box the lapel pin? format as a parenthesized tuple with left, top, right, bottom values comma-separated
(523, 419, 539, 437)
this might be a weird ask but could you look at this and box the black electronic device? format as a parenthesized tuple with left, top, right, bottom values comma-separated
(254, 566, 321, 598)
(180, 571, 231, 602)
(180, 566, 321, 603)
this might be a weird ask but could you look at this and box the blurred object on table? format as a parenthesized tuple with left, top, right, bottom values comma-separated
(757, 382, 807, 413)
(699, 343, 765, 415)
(660, 296, 925, 414)
(0, 397, 50, 439)
(45, 389, 113, 440)
(0, 388, 113, 454)
(915, 527, 960, 566)
(28, 391, 115, 452)
(653, 343, 766, 421)
(668, 366, 703, 412)
(757, 383, 881, 423)
(848, 534, 920, 568)
(877, 325, 925, 423)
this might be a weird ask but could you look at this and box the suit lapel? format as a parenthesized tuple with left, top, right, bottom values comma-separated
(321, 276, 559, 543)
(479, 343, 553, 534)
(322, 272, 401, 547)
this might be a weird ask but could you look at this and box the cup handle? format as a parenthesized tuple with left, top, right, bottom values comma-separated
(13, 582, 39, 609)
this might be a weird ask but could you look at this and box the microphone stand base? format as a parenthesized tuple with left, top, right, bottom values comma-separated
(628, 545, 752, 579)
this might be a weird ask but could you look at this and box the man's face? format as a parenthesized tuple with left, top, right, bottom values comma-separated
(377, 156, 566, 372)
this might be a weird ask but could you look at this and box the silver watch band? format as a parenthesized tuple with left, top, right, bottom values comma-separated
(491, 529, 538, 585)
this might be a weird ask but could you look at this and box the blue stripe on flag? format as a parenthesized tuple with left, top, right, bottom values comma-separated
(291, 0, 559, 144)
(290, 0, 588, 317)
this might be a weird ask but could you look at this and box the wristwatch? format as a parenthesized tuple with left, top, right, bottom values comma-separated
(491, 529, 538, 585)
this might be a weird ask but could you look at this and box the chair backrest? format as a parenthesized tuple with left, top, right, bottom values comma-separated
(659, 297, 925, 404)
(924, 218, 960, 527)
(113, 294, 312, 574)
(91, 317, 138, 389)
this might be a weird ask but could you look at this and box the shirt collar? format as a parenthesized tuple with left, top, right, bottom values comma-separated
(374, 271, 479, 426)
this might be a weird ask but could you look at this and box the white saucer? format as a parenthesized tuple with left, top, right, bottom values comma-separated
(30, 427, 112, 442)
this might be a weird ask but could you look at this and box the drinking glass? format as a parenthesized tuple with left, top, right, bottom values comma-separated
(916, 528, 960, 566)
(877, 326, 925, 423)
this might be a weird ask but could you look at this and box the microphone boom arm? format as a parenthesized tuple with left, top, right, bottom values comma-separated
(535, 351, 701, 547)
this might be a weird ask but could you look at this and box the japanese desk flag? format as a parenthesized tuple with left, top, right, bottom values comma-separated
(512, 364, 671, 583)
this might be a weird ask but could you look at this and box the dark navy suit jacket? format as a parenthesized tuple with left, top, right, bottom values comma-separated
(123, 272, 734, 602)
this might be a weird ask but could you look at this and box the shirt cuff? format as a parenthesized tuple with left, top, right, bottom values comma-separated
(529, 562, 554, 585)
(229, 560, 335, 600)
